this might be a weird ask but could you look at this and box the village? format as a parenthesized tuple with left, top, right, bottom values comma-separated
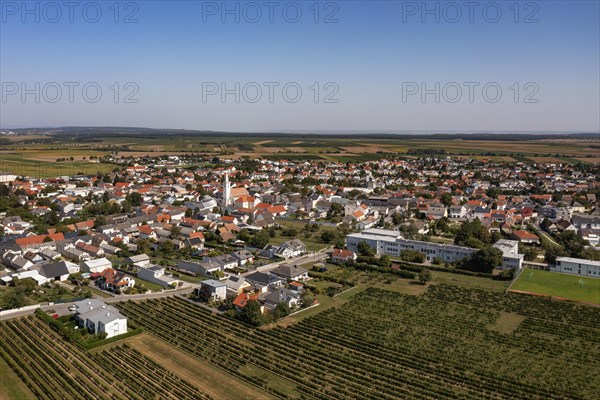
(0, 154, 599, 334)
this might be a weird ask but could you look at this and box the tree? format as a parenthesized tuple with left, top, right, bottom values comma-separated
(273, 302, 291, 319)
(461, 245, 503, 273)
(418, 269, 432, 284)
(251, 230, 270, 248)
(377, 255, 392, 268)
(94, 215, 107, 228)
(399, 250, 425, 263)
(391, 212, 403, 225)
(240, 300, 265, 326)
(300, 292, 314, 308)
(357, 241, 375, 257)
(544, 245, 567, 264)
(5, 287, 28, 309)
(159, 240, 175, 255)
(320, 230, 340, 244)
(454, 219, 490, 248)
(170, 226, 181, 239)
(283, 228, 298, 238)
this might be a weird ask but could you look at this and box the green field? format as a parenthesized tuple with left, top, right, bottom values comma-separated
(112, 285, 600, 399)
(2, 133, 599, 177)
(510, 268, 600, 304)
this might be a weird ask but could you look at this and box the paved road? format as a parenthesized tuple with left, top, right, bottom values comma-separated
(1, 285, 199, 321)
(0, 306, 42, 321)
(241, 246, 331, 276)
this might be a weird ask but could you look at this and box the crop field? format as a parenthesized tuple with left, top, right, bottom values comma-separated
(0, 315, 211, 400)
(510, 268, 600, 304)
(0, 151, 114, 177)
(1, 282, 599, 400)
(112, 285, 600, 400)
(2, 134, 598, 177)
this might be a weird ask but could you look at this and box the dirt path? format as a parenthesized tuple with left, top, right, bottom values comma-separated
(126, 334, 276, 400)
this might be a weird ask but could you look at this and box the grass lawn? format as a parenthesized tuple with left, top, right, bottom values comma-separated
(270, 220, 337, 252)
(87, 286, 114, 298)
(432, 270, 510, 292)
(176, 274, 206, 284)
(510, 268, 600, 304)
(134, 277, 166, 292)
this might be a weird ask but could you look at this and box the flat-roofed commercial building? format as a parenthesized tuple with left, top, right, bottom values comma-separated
(555, 257, 600, 277)
(346, 229, 523, 270)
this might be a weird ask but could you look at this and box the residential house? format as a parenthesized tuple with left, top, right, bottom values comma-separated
(195, 279, 227, 301)
(75, 299, 128, 339)
(177, 259, 222, 277)
(232, 292, 262, 312)
(98, 268, 135, 291)
(127, 254, 151, 268)
(271, 264, 309, 281)
(331, 248, 357, 264)
(274, 239, 307, 259)
(138, 265, 179, 288)
(231, 249, 254, 267)
(224, 275, 252, 296)
(511, 230, 540, 245)
(245, 271, 285, 293)
(263, 288, 301, 312)
(81, 257, 112, 273)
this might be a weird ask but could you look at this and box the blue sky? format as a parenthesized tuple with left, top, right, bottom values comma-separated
(1, 0, 599, 132)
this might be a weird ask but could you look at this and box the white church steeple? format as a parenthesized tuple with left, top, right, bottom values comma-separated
(222, 171, 232, 208)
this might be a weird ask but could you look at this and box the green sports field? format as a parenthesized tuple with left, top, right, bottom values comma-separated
(510, 268, 600, 304)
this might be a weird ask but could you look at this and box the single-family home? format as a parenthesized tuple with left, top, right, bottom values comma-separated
(75, 299, 128, 339)
(274, 239, 307, 259)
(331, 249, 357, 264)
(80, 257, 112, 273)
(138, 265, 179, 288)
(127, 254, 151, 268)
(195, 279, 227, 301)
(224, 275, 252, 295)
(263, 288, 301, 312)
(270, 264, 309, 281)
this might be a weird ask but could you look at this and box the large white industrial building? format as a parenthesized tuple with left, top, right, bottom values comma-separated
(554, 257, 600, 277)
(346, 228, 523, 270)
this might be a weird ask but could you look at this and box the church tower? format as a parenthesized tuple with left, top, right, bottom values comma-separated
(222, 172, 232, 208)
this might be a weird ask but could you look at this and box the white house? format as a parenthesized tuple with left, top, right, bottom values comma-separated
(127, 254, 151, 268)
(196, 279, 227, 301)
(274, 239, 307, 259)
(555, 257, 600, 277)
(75, 299, 128, 339)
(137, 265, 179, 288)
(271, 264, 309, 281)
(224, 275, 252, 295)
(80, 258, 112, 274)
